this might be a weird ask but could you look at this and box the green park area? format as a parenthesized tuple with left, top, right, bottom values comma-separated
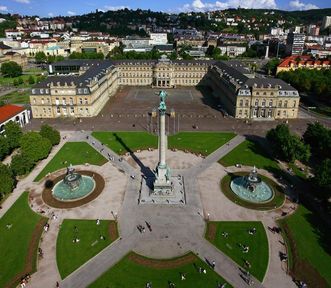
(0, 192, 47, 288)
(92, 131, 235, 156)
(219, 139, 279, 172)
(34, 142, 107, 181)
(56, 219, 118, 279)
(278, 205, 331, 287)
(0, 73, 44, 88)
(168, 132, 235, 155)
(206, 221, 268, 282)
(0, 90, 30, 104)
(89, 252, 231, 288)
(92, 131, 158, 155)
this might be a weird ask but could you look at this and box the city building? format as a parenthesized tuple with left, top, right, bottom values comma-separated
(276, 55, 331, 74)
(207, 61, 300, 119)
(0, 104, 31, 134)
(149, 33, 168, 45)
(218, 45, 246, 57)
(307, 25, 320, 36)
(286, 32, 305, 55)
(321, 16, 331, 30)
(30, 58, 299, 120)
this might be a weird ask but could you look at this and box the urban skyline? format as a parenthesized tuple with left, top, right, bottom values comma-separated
(0, 0, 331, 17)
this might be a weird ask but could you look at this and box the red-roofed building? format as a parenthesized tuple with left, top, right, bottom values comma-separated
(276, 55, 331, 74)
(0, 104, 30, 134)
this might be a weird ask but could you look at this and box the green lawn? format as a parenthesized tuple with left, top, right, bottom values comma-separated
(89, 252, 232, 288)
(1, 90, 30, 104)
(278, 205, 331, 287)
(57, 219, 116, 279)
(92, 131, 235, 156)
(168, 132, 236, 156)
(219, 140, 279, 172)
(206, 221, 269, 282)
(34, 142, 107, 181)
(0, 192, 46, 287)
(0, 74, 42, 88)
(92, 131, 158, 155)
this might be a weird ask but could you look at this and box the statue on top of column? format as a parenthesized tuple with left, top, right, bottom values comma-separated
(158, 90, 167, 112)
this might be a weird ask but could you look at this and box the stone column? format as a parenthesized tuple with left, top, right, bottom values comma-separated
(159, 110, 166, 167)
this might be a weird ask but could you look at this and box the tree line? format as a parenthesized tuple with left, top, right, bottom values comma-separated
(0, 123, 60, 201)
(267, 122, 331, 200)
(277, 68, 331, 101)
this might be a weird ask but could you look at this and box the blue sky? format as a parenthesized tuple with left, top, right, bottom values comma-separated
(0, 0, 330, 17)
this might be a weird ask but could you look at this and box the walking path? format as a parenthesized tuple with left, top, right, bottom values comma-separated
(0, 131, 296, 288)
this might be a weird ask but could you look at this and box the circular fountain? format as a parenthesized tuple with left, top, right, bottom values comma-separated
(230, 166, 274, 203)
(52, 165, 96, 201)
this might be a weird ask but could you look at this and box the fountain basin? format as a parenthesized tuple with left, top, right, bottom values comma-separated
(230, 176, 274, 203)
(52, 175, 96, 201)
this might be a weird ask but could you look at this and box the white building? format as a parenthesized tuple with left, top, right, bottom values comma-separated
(270, 27, 284, 36)
(322, 16, 331, 30)
(149, 33, 168, 45)
(219, 45, 246, 57)
(0, 105, 30, 134)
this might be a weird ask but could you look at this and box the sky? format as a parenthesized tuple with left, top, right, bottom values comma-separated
(0, 0, 330, 17)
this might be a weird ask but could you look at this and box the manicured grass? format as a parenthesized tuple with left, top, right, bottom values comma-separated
(0, 192, 46, 287)
(34, 142, 107, 181)
(92, 131, 235, 156)
(168, 132, 236, 156)
(0, 74, 42, 88)
(56, 219, 116, 279)
(221, 173, 285, 210)
(89, 252, 232, 288)
(92, 131, 158, 155)
(206, 221, 269, 282)
(219, 140, 279, 171)
(1, 90, 30, 104)
(288, 163, 307, 180)
(278, 205, 331, 287)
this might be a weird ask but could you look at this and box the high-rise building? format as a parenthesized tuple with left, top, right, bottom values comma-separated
(286, 32, 305, 55)
(307, 24, 320, 36)
(322, 16, 331, 30)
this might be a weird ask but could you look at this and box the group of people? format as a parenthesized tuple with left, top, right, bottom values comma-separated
(19, 274, 31, 288)
(137, 221, 152, 233)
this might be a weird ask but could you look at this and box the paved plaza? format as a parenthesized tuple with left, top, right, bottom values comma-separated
(0, 129, 298, 288)
(24, 86, 331, 135)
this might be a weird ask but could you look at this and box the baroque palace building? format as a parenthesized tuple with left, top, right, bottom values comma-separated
(30, 56, 299, 119)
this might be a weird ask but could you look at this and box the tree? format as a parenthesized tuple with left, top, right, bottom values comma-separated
(20, 132, 52, 162)
(40, 124, 60, 146)
(267, 124, 310, 162)
(0, 136, 10, 160)
(18, 77, 24, 85)
(264, 58, 280, 75)
(28, 75, 35, 85)
(0, 163, 15, 200)
(303, 122, 331, 159)
(0, 61, 22, 77)
(4, 121, 23, 150)
(314, 159, 331, 188)
(35, 51, 47, 64)
(10, 152, 35, 176)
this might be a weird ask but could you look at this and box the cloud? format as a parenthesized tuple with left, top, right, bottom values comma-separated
(48, 12, 54, 17)
(13, 0, 30, 3)
(104, 5, 130, 11)
(0, 6, 8, 11)
(179, 0, 277, 11)
(67, 11, 76, 16)
(289, 0, 318, 10)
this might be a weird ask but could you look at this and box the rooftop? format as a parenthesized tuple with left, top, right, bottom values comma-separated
(0, 104, 25, 124)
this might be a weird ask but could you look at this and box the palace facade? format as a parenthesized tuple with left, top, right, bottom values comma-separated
(30, 57, 299, 120)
